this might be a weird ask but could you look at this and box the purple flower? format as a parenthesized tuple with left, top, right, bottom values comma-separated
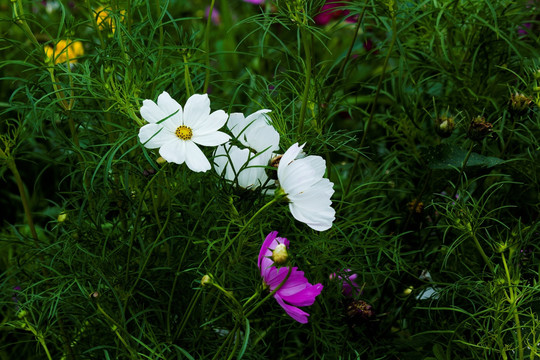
(330, 269, 361, 297)
(205, 6, 221, 25)
(244, 0, 265, 4)
(258, 231, 323, 324)
(314, 1, 357, 25)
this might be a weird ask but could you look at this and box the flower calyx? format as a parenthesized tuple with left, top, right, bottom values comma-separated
(467, 116, 493, 141)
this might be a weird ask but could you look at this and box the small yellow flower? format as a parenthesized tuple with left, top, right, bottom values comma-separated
(44, 40, 84, 65)
(94, 6, 125, 33)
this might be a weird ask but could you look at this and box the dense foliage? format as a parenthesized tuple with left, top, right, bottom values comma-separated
(1, 0, 539, 359)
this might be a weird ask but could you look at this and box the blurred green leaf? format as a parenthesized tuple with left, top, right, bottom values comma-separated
(421, 144, 505, 169)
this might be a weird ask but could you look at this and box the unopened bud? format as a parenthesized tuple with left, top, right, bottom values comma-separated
(271, 243, 288, 265)
(508, 92, 533, 116)
(156, 156, 167, 165)
(201, 274, 212, 286)
(467, 116, 493, 141)
(57, 212, 68, 222)
(435, 115, 455, 138)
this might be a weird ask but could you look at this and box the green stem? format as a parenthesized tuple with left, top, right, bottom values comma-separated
(469, 229, 495, 274)
(344, 10, 397, 199)
(499, 113, 517, 158)
(167, 196, 215, 340)
(96, 303, 138, 358)
(124, 164, 167, 284)
(211, 324, 239, 360)
(13, 0, 40, 47)
(183, 54, 194, 97)
(209, 197, 278, 272)
(451, 141, 474, 200)
(501, 253, 524, 360)
(6, 158, 38, 241)
(297, 27, 312, 137)
(203, 0, 215, 93)
(244, 266, 293, 319)
(125, 194, 171, 303)
(174, 197, 278, 341)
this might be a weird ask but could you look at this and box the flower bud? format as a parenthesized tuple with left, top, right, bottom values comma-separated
(57, 212, 68, 222)
(508, 92, 533, 116)
(467, 116, 493, 141)
(17, 309, 28, 319)
(271, 243, 288, 265)
(435, 115, 455, 138)
(201, 274, 212, 286)
(156, 156, 167, 165)
(346, 299, 375, 324)
(402, 286, 413, 296)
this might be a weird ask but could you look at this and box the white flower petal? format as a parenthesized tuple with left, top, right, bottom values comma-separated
(213, 145, 269, 189)
(280, 155, 325, 195)
(276, 143, 335, 231)
(156, 91, 183, 127)
(246, 121, 280, 154)
(277, 143, 304, 181)
(138, 124, 176, 149)
(289, 201, 335, 231)
(159, 139, 187, 165)
(184, 141, 211, 172)
(140, 99, 167, 124)
(183, 94, 210, 128)
(192, 131, 231, 146)
(192, 110, 228, 135)
(227, 113, 247, 139)
(213, 145, 229, 177)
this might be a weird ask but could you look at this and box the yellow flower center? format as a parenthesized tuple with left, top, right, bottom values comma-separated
(175, 125, 193, 140)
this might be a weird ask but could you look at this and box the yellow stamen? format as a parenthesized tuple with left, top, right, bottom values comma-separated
(175, 125, 193, 140)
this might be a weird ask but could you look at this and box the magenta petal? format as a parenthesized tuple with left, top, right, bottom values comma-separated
(266, 266, 290, 289)
(274, 294, 310, 324)
(258, 231, 278, 270)
(280, 283, 323, 307)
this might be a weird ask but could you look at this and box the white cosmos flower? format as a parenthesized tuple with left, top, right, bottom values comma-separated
(214, 110, 280, 189)
(138, 92, 230, 172)
(277, 143, 335, 231)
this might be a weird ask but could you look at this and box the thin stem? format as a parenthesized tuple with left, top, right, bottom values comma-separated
(469, 229, 495, 274)
(501, 253, 524, 360)
(126, 195, 171, 302)
(203, 0, 216, 93)
(7, 158, 38, 241)
(344, 11, 397, 198)
(245, 267, 293, 319)
(451, 141, 474, 200)
(183, 54, 195, 97)
(174, 197, 279, 341)
(124, 164, 167, 285)
(209, 197, 279, 272)
(499, 113, 517, 158)
(13, 0, 39, 47)
(297, 28, 312, 137)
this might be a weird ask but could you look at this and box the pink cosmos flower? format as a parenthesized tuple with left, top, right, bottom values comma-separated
(330, 269, 361, 297)
(258, 231, 323, 324)
(314, 1, 357, 25)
